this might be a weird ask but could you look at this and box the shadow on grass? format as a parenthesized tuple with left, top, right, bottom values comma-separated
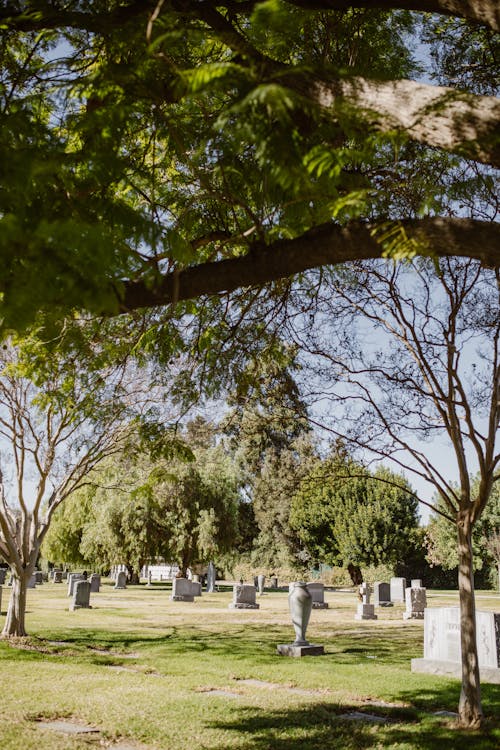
(205, 702, 500, 750)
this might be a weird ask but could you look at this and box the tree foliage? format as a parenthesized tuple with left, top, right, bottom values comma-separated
(0, 1, 497, 332)
(290, 454, 420, 571)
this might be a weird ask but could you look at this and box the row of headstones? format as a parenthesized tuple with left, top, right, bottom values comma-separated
(355, 579, 427, 621)
(228, 581, 330, 610)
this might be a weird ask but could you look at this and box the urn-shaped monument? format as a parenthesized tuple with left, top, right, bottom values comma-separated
(289, 581, 313, 645)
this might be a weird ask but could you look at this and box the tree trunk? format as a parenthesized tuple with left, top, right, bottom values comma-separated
(347, 563, 363, 586)
(2, 569, 30, 638)
(457, 515, 483, 728)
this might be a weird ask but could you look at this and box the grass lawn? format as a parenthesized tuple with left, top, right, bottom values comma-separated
(0, 582, 499, 749)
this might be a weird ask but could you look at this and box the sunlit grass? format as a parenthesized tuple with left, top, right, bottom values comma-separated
(0, 582, 498, 749)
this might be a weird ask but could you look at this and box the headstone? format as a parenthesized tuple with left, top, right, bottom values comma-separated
(277, 581, 324, 657)
(206, 562, 216, 593)
(229, 584, 259, 609)
(403, 585, 427, 619)
(192, 574, 200, 583)
(171, 577, 195, 602)
(89, 573, 100, 593)
(373, 582, 393, 607)
(306, 582, 328, 609)
(27, 574, 37, 589)
(114, 571, 127, 589)
(257, 574, 265, 595)
(390, 577, 406, 603)
(270, 575, 278, 589)
(53, 569, 63, 583)
(146, 570, 153, 588)
(411, 579, 422, 588)
(354, 582, 377, 620)
(34, 570, 43, 585)
(411, 608, 500, 683)
(67, 573, 83, 596)
(192, 581, 202, 597)
(70, 579, 91, 611)
(0, 569, 7, 585)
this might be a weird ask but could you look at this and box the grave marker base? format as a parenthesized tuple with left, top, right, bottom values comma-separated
(277, 644, 325, 657)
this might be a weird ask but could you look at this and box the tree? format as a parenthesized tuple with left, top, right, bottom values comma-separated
(288, 257, 498, 727)
(0, 2, 497, 332)
(49, 418, 241, 579)
(223, 346, 316, 568)
(426, 479, 500, 589)
(0, 324, 152, 637)
(290, 453, 420, 581)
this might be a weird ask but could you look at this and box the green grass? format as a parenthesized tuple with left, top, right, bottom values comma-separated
(0, 583, 499, 749)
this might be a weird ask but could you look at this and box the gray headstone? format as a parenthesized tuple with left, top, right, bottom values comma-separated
(89, 573, 100, 592)
(257, 574, 265, 595)
(34, 570, 43, 585)
(192, 581, 202, 597)
(390, 577, 406, 602)
(206, 562, 216, 593)
(373, 582, 393, 607)
(229, 583, 259, 609)
(171, 577, 195, 602)
(355, 582, 377, 620)
(270, 576, 278, 588)
(306, 582, 329, 609)
(27, 574, 37, 589)
(411, 579, 422, 588)
(67, 573, 83, 596)
(53, 569, 63, 583)
(114, 571, 127, 589)
(70, 579, 91, 611)
(403, 585, 427, 619)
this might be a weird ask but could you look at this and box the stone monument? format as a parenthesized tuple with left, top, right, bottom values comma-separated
(229, 583, 260, 609)
(257, 574, 265, 595)
(89, 573, 100, 593)
(206, 562, 216, 593)
(412, 607, 500, 683)
(53, 569, 63, 583)
(67, 573, 83, 596)
(354, 582, 377, 620)
(277, 581, 324, 657)
(171, 577, 196, 602)
(70, 579, 91, 611)
(306, 582, 329, 609)
(390, 577, 406, 603)
(403, 584, 426, 619)
(114, 571, 127, 589)
(373, 581, 393, 607)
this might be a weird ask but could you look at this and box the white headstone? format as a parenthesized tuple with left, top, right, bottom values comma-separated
(390, 577, 406, 602)
(355, 582, 377, 620)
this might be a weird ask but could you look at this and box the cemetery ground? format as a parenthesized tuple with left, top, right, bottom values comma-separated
(0, 584, 499, 750)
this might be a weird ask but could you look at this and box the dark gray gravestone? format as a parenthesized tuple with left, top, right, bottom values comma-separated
(373, 582, 393, 607)
(89, 573, 100, 592)
(70, 580, 91, 611)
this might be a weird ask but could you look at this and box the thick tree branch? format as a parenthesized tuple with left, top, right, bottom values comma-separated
(307, 76, 500, 168)
(120, 217, 500, 312)
(284, 1, 500, 32)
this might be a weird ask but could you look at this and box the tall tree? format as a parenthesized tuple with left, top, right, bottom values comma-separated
(0, 2, 497, 332)
(0, 322, 153, 636)
(290, 454, 420, 580)
(288, 258, 498, 727)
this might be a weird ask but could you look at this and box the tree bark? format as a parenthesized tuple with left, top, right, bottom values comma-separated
(120, 218, 500, 314)
(347, 563, 363, 586)
(2, 568, 31, 638)
(457, 512, 483, 728)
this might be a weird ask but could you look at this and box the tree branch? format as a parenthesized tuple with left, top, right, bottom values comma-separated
(120, 217, 500, 312)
